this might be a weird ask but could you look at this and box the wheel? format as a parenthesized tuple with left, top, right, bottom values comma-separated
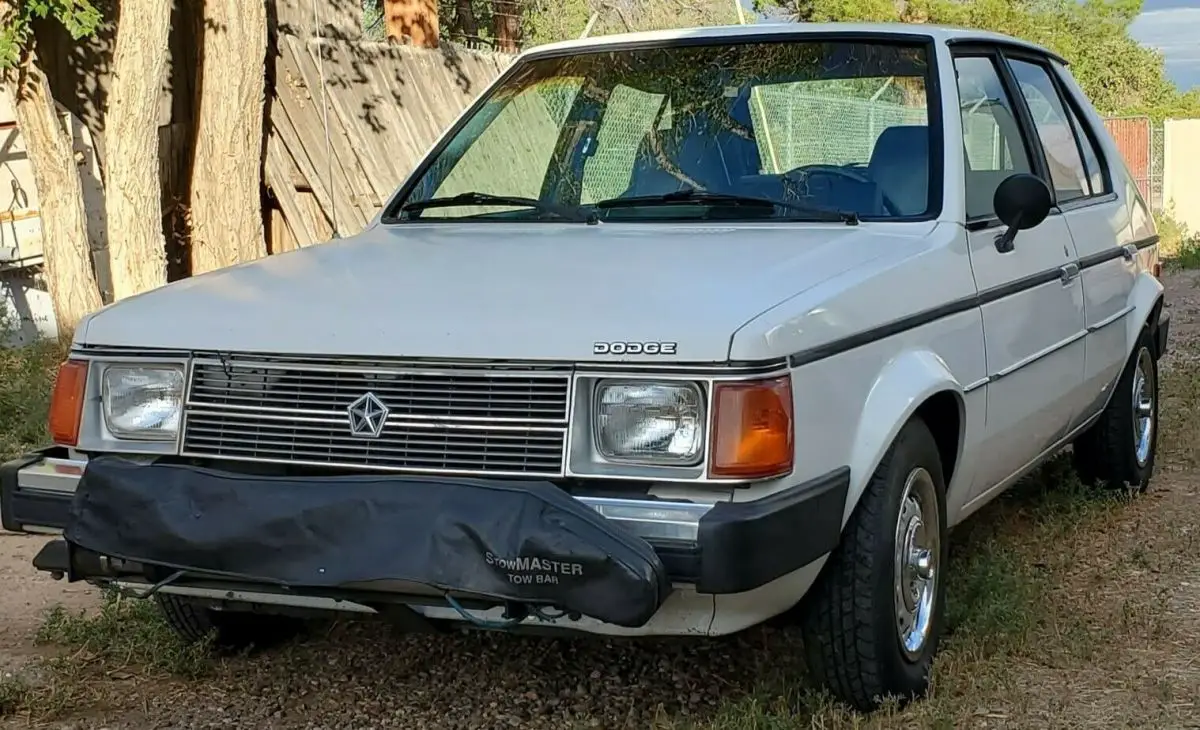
(799, 417, 948, 712)
(1072, 327, 1159, 491)
(155, 594, 305, 651)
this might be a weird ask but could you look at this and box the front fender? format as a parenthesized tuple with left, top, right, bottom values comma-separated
(844, 349, 964, 526)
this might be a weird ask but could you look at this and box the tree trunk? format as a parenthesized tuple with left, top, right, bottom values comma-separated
(384, 0, 439, 48)
(189, 0, 268, 276)
(492, 0, 521, 53)
(1, 44, 103, 334)
(454, 0, 479, 44)
(104, 0, 172, 300)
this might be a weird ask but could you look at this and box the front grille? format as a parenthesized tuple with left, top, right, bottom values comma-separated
(180, 356, 572, 477)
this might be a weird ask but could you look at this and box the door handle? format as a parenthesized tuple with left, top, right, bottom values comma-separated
(1121, 244, 1138, 261)
(1060, 262, 1080, 284)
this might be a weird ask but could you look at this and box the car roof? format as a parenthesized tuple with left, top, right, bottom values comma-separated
(519, 22, 1066, 65)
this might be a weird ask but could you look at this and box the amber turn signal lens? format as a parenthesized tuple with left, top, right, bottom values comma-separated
(709, 376, 794, 479)
(49, 360, 88, 446)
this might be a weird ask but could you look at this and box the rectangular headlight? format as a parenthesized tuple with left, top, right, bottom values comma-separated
(594, 380, 704, 466)
(101, 365, 185, 441)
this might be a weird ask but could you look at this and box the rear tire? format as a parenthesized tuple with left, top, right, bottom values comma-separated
(156, 594, 304, 651)
(1072, 327, 1159, 492)
(799, 417, 948, 712)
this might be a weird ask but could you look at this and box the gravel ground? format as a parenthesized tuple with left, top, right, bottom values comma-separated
(2, 271, 1198, 729)
(121, 628, 797, 729)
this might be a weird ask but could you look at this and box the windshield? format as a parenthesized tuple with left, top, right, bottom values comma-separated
(386, 38, 937, 223)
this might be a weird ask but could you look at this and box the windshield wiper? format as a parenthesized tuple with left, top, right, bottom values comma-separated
(399, 192, 595, 223)
(594, 189, 859, 225)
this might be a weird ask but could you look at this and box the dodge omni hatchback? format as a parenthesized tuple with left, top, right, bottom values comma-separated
(1, 22, 1168, 711)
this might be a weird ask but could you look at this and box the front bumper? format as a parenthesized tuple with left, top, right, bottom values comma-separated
(3, 448, 848, 626)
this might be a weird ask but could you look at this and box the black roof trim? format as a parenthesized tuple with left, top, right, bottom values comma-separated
(943, 36, 1068, 67)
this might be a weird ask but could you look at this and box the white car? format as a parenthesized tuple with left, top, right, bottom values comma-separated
(1, 22, 1168, 711)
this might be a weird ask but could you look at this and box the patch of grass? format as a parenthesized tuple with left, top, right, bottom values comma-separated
(1158, 363, 1200, 465)
(1014, 459, 1129, 532)
(0, 673, 31, 716)
(0, 590, 215, 720)
(0, 333, 64, 461)
(941, 540, 1040, 656)
(36, 588, 214, 679)
(1156, 208, 1190, 258)
(1156, 209, 1200, 271)
(654, 686, 869, 730)
(1171, 237, 1200, 271)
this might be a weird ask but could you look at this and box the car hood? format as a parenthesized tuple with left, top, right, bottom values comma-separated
(78, 221, 933, 363)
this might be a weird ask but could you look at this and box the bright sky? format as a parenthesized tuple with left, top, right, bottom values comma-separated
(1129, 0, 1199, 91)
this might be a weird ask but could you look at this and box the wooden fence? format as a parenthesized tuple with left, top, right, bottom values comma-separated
(1103, 116, 1154, 206)
(264, 35, 514, 250)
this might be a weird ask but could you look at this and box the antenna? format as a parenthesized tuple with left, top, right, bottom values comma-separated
(312, 0, 338, 238)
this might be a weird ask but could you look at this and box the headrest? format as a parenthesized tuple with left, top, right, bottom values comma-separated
(868, 125, 931, 216)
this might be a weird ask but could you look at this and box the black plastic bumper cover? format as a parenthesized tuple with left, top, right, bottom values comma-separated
(0, 448, 65, 532)
(65, 456, 671, 628)
(2, 487, 67, 532)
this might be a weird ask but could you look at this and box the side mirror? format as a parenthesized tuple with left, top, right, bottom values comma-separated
(992, 173, 1053, 253)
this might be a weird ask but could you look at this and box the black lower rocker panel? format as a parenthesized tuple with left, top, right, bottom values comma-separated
(65, 456, 671, 628)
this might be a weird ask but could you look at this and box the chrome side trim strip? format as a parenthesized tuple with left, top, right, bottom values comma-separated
(962, 377, 989, 393)
(1087, 304, 1134, 333)
(991, 329, 1087, 381)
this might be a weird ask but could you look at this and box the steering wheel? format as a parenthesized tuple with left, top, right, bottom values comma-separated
(782, 164, 902, 217)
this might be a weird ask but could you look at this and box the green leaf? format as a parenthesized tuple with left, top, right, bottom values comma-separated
(0, 0, 101, 69)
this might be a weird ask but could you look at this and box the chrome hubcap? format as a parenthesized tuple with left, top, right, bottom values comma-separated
(894, 467, 939, 661)
(1132, 347, 1155, 467)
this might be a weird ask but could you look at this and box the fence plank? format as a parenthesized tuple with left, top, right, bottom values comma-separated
(264, 132, 322, 247)
(273, 40, 369, 236)
(298, 38, 405, 209)
(276, 37, 511, 225)
(281, 36, 381, 221)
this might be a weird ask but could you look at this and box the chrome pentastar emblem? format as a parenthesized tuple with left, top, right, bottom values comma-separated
(346, 392, 389, 438)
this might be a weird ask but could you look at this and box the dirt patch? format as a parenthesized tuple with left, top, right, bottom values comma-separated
(0, 535, 95, 674)
(983, 474, 1200, 728)
(1162, 269, 1200, 370)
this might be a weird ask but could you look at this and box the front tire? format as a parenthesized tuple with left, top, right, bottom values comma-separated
(1073, 328, 1159, 492)
(799, 417, 948, 712)
(156, 594, 305, 651)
